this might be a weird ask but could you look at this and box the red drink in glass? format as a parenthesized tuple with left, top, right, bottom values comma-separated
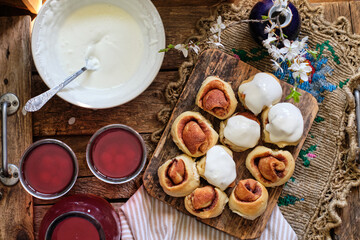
(86, 124, 147, 184)
(51, 216, 100, 240)
(39, 194, 121, 240)
(19, 139, 78, 200)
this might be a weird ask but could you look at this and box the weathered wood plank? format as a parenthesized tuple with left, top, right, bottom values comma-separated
(333, 187, 360, 240)
(0, 16, 33, 240)
(33, 176, 142, 205)
(157, 6, 216, 70)
(321, 1, 351, 23)
(32, 72, 177, 136)
(328, 1, 360, 239)
(349, 1, 360, 35)
(143, 49, 318, 239)
(34, 202, 124, 240)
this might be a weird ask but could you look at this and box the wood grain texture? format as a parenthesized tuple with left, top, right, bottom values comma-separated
(143, 49, 318, 239)
(31, 72, 174, 136)
(349, 1, 360, 34)
(33, 176, 142, 205)
(333, 187, 360, 240)
(33, 202, 124, 239)
(323, 1, 360, 239)
(0, 16, 33, 240)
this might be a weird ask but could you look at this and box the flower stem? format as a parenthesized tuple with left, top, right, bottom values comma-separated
(276, 15, 285, 41)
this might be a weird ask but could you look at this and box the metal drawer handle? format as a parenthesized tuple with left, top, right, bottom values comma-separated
(0, 93, 20, 186)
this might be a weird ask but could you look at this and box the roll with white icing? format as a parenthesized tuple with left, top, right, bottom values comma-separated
(219, 112, 261, 152)
(238, 73, 283, 115)
(196, 145, 236, 191)
(262, 102, 304, 148)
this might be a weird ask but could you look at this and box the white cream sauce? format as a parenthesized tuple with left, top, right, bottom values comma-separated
(223, 115, 260, 148)
(56, 3, 144, 89)
(204, 146, 236, 191)
(238, 73, 282, 115)
(265, 102, 304, 143)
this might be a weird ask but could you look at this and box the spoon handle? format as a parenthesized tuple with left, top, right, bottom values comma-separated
(24, 67, 87, 112)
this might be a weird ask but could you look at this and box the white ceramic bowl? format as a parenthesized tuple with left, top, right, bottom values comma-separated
(32, 0, 165, 109)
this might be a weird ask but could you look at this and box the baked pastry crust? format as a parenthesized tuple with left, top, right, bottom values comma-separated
(219, 112, 260, 152)
(171, 111, 218, 157)
(195, 76, 237, 120)
(238, 73, 282, 115)
(196, 145, 236, 190)
(262, 105, 303, 148)
(158, 154, 200, 197)
(229, 179, 268, 220)
(246, 146, 295, 187)
(184, 186, 228, 219)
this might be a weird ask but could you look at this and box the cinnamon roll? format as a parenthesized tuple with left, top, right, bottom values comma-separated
(196, 145, 236, 191)
(262, 102, 304, 148)
(229, 179, 268, 220)
(171, 111, 218, 157)
(184, 185, 228, 219)
(238, 73, 282, 115)
(219, 112, 261, 152)
(158, 154, 200, 197)
(246, 146, 295, 187)
(195, 76, 237, 120)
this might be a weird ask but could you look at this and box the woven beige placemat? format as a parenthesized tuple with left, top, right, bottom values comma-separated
(151, 1, 360, 239)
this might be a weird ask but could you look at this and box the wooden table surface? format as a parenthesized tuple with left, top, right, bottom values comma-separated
(0, 0, 359, 239)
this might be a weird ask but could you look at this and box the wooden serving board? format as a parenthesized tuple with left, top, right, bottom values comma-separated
(143, 49, 318, 239)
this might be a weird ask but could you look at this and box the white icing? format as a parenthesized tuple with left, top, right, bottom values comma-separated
(86, 56, 100, 71)
(204, 146, 236, 191)
(238, 73, 283, 115)
(265, 103, 304, 143)
(223, 115, 260, 148)
(56, 3, 144, 89)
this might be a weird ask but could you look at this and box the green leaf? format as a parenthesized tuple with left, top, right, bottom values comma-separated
(282, 33, 288, 38)
(261, 15, 269, 20)
(307, 50, 318, 59)
(286, 88, 302, 103)
(167, 44, 175, 49)
(158, 48, 168, 53)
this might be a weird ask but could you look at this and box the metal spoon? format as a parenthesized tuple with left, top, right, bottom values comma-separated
(24, 58, 99, 112)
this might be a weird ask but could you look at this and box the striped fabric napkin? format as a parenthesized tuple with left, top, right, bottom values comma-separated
(118, 186, 297, 240)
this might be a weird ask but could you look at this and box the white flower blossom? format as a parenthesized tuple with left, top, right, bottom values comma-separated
(210, 16, 226, 40)
(299, 36, 309, 49)
(265, 22, 277, 34)
(207, 35, 224, 49)
(295, 49, 307, 62)
(288, 59, 312, 82)
(279, 39, 301, 61)
(189, 41, 200, 55)
(271, 59, 283, 73)
(272, 0, 288, 9)
(268, 45, 284, 60)
(175, 44, 188, 58)
(263, 33, 277, 49)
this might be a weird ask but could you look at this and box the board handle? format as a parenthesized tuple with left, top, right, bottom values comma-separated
(0, 93, 20, 186)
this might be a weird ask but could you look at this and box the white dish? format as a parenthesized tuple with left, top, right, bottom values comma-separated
(32, 0, 165, 109)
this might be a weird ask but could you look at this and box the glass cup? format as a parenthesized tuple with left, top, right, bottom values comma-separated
(19, 139, 78, 200)
(86, 124, 147, 184)
(39, 194, 121, 240)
